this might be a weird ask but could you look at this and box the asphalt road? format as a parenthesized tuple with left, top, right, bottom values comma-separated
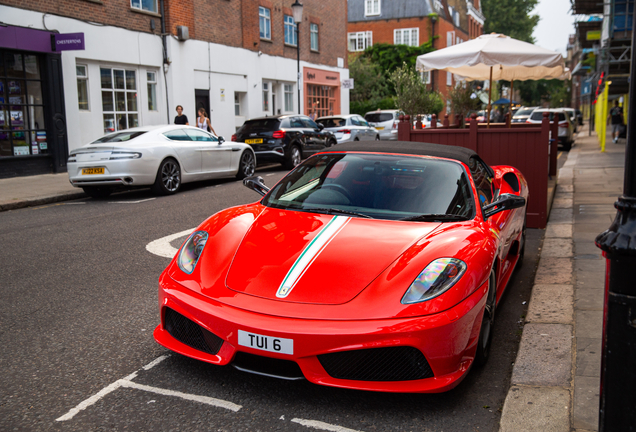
(0, 163, 545, 432)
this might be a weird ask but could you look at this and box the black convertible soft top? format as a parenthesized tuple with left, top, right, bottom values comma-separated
(327, 141, 493, 176)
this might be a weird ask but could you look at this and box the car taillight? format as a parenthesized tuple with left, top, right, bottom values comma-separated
(231, 134, 237, 141)
(526, 119, 531, 123)
(559, 122, 568, 127)
(272, 130, 286, 139)
(338, 129, 352, 134)
(392, 122, 397, 129)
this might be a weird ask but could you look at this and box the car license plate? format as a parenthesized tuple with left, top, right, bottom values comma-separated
(82, 167, 105, 175)
(245, 138, 263, 144)
(238, 330, 293, 355)
(375, 126, 384, 130)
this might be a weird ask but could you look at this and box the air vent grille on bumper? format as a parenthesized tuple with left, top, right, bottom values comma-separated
(318, 346, 434, 381)
(232, 352, 305, 380)
(164, 307, 224, 355)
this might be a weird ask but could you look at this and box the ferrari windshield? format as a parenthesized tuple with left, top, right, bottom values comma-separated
(263, 153, 475, 221)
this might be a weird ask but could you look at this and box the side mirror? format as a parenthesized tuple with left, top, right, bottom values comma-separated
(243, 175, 270, 197)
(218, 136, 225, 144)
(317, 123, 324, 130)
(482, 193, 526, 219)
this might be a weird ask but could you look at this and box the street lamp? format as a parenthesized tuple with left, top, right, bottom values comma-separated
(292, 0, 303, 114)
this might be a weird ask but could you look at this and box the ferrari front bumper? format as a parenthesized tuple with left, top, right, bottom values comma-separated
(154, 274, 488, 393)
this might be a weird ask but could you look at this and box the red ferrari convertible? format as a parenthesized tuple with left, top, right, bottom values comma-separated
(154, 141, 528, 393)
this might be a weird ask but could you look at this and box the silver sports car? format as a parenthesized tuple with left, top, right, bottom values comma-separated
(67, 125, 256, 198)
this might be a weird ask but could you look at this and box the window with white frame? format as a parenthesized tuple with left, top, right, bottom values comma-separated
(130, 0, 157, 13)
(284, 15, 297, 46)
(235, 92, 241, 116)
(147, 71, 157, 111)
(76, 65, 89, 111)
(394, 28, 419, 46)
(284, 84, 294, 112)
(446, 71, 452, 86)
(447, 31, 455, 47)
(310, 23, 319, 51)
(259, 7, 271, 40)
(100, 67, 138, 134)
(365, 0, 380, 16)
(420, 70, 431, 84)
(348, 31, 373, 52)
(262, 82, 269, 112)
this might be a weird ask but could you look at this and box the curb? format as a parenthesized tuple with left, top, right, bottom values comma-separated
(499, 143, 579, 431)
(0, 191, 87, 212)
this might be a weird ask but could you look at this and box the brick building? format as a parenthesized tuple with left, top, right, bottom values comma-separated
(0, 0, 349, 178)
(347, 0, 484, 114)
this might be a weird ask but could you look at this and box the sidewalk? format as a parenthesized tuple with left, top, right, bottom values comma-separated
(500, 123, 624, 432)
(0, 172, 85, 211)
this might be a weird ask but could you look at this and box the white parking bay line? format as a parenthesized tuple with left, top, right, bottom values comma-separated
(109, 198, 156, 204)
(291, 418, 365, 432)
(145, 228, 195, 258)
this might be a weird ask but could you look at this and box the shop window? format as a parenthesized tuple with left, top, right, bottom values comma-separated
(259, 7, 271, 40)
(130, 0, 157, 13)
(307, 84, 335, 118)
(284, 84, 294, 112)
(394, 28, 419, 46)
(101, 67, 138, 134)
(310, 23, 319, 51)
(262, 82, 269, 112)
(284, 15, 297, 46)
(77, 65, 89, 111)
(348, 31, 372, 52)
(0, 51, 47, 158)
(147, 71, 157, 111)
(365, 0, 380, 16)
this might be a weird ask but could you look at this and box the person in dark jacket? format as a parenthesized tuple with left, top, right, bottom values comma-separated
(174, 105, 189, 125)
(608, 100, 624, 144)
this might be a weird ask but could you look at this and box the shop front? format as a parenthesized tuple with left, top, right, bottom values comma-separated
(0, 25, 70, 178)
(303, 67, 340, 118)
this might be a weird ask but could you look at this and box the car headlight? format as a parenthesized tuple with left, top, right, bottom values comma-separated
(110, 151, 141, 160)
(177, 231, 208, 274)
(401, 258, 467, 304)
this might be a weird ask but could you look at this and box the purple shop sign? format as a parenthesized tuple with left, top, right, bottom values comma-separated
(51, 33, 85, 51)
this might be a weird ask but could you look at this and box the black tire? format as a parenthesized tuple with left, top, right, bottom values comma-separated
(283, 145, 301, 170)
(151, 158, 181, 195)
(375, 134, 380, 140)
(354, 137, 360, 141)
(236, 151, 256, 180)
(475, 271, 496, 367)
(328, 139, 337, 147)
(82, 186, 113, 199)
(562, 140, 572, 151)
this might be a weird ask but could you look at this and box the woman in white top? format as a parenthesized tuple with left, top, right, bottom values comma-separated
(197, 108, 217, 136)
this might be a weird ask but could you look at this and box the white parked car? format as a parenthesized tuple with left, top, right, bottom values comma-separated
(526, 108, 575, 151)
(364, 109, 404, 140)
(315, 114, 379, 143)
(68, 125, 256, 198)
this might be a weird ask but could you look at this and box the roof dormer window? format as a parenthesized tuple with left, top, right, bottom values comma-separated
(365, 0, 380, 16)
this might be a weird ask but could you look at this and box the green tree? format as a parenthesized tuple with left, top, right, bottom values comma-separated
(517, 79, 570, 106)
(348, 55, 395, 115)
(389, 63, 443, 117)
(362, 42, 436, 77)
(448, 82, 482, 126)
(482, 0, 540, 43)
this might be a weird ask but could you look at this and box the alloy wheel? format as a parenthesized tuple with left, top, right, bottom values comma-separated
(162, 160, 180, 192)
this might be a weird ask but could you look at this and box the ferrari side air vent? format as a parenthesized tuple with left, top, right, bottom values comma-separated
(164, 307, 224, 355)
(318, 346, 434, 381)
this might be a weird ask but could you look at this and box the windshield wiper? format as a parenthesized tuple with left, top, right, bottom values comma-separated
(400, 214, 470, 222)
(310, 208, 372, 218)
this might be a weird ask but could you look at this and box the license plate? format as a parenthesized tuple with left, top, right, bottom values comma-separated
(238, 330, 293, 355)
(82, 167, 105, 175)
(375, 126, 385, 130)
(245, 138, 263, 144)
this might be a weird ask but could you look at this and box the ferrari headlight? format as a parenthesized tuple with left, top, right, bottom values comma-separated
(177, 231, 208, 274)
(401, 258, 467, 304)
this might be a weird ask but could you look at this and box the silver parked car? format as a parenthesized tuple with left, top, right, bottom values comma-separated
(526, 108, 575, 151)
(68, 125, 256, 198)
(364, 109, 404, 140)
(315, 114, 379, 143)
(511, 106, 537, 123)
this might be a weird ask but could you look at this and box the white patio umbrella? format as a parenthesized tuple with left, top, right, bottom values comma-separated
(416, 33, 570, 126)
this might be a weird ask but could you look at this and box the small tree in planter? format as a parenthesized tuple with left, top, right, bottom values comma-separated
(389, 63, 443, 121)
(448, 82, 481, 127)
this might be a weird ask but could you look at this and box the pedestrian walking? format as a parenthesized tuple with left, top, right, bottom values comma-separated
(197, 108, 217, 136)
(174, 105, 189, 125)
(608, 100, 624, 143)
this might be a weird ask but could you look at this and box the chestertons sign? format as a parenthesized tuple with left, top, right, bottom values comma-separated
(51, 33, 85, 51)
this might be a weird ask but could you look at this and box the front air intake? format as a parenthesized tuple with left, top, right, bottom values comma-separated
(163, 307, 223, 355)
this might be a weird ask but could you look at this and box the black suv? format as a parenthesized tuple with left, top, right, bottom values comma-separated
(232, 115, 337, 169)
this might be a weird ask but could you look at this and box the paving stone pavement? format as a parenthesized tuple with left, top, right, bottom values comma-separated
(499, 124, 625, 432)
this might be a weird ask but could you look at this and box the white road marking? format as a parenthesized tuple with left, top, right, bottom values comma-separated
(291, 418, 365, 432)
(64, 202, 86, 205)
(120, 381, 242, 412)
(109, 198, 156, 204)
(56, 354, 241, 422)
(145, 228, 195, 258)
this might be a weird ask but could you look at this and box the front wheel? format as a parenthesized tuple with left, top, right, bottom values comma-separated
(283, 145, 301, 170)
(236, 151, 256, 180)
(475, 271, 496, 367)
(82, 186, 113, 199)
(375, 134, 380, 140)
(151, 158, 181, 195)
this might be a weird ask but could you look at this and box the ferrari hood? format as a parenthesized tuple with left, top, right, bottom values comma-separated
(225, 208, 440, 305)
